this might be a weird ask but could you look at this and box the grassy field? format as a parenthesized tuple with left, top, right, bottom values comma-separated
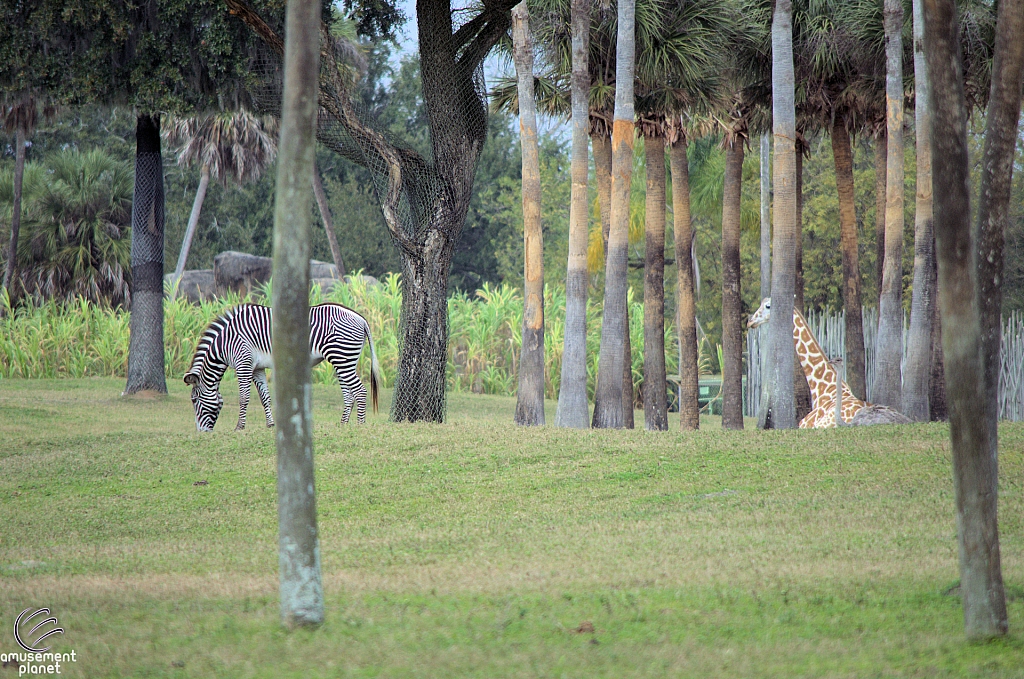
(1, 377, 1023, 678)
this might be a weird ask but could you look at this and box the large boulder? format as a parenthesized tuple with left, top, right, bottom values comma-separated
(164, 270, 216, 304)
(213, 251, 343, 297)
(213, 251, 273, 297)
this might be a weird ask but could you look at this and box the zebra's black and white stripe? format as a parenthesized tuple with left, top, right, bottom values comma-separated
(184, 303, 381, 431)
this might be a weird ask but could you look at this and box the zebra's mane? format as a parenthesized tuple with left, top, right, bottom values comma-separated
(186, 305, 245, 376)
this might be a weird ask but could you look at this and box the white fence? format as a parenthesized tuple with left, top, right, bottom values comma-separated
(745, 308, 1024, 421)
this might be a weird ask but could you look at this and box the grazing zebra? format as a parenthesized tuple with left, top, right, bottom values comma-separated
(184, 303, 381, 431)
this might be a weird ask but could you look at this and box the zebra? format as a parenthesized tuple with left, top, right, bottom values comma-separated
(184, 303, 381, 431)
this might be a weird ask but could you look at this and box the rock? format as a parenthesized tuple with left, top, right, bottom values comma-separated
(213, 251, 273, 297)
(311, 277, 338, 294)
(310, 260, 340, 280)
(164, 269, 216, 303)
(344, 273, 380, 288)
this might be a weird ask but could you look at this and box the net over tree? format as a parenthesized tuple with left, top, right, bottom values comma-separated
(228, 0, 519, 422)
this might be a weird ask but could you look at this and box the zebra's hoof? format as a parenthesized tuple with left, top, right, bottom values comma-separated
(267, 423, 275, 428)
(235, 425, 245, 432)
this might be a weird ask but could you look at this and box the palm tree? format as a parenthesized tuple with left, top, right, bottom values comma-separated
(1, 97, 44, 300)
(872, 0, 907, 409)
(903, 0, 935, 421)
(923, 0, 1017, 640)
(641, 117, 669, 430)
(512, 1, 546, 426)
(163, 110, 277, 289)
(592, 0, 636, 429)
(670, 122, 700, 430)
(765, 0, 798, 429)
(554, 0, 591, 429)
(720, 119, 746, 429)
(17, 149, 133, 306)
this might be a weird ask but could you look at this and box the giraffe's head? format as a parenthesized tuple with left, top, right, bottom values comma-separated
(747, 297, 771, 328)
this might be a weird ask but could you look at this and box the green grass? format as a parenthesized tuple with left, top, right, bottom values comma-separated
(1, 378, 1023, 677)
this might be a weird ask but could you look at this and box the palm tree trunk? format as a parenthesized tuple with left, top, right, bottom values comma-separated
(124, 114, 168, 396)
(591, 130, 634, 426)
(721, 137, 744, 429)
(760, 132, 770, 298)
(671, 133, 699, 431)
(873, 0, 907, 409)
(977, 0, 1024, 477)
(874, 133, 887, 310)
(904, 0, 936, 421)
(790, 142, 806, 419)
(2, 127, 26, 298)
(273, 0, 323, 628)
(795, 141, 804, 314)
(766, 0, 798, 429)
(924, 0, 1008, 640)
(643, 133, 668, 431)
(832, 121, 867, 401)
(512, 1, 545, 426)
(593, 0, 635, 429)
(930, 257, 948, 421)
(312, 162, 346, 277)
(171, 163, 211, 292)
(555, 0, 591, 429)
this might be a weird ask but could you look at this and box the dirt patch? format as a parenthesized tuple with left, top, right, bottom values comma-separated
(122, 389, 167, 402)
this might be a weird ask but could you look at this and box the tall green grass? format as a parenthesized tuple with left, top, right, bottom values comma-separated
(0, 276, 712, 400)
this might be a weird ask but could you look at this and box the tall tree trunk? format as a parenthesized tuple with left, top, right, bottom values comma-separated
(124, 114, 168, 396)
(721, 137, 744, 429)
(793, 142, 812, 420)
(977, 0, 1024, 487)
(873, 0, 907, 408)
(795, 141, 804, 314)
(643, 133, 667, 431)
(874, 133, 887, 310)
(832, 121, 867, 401)
(2, 127, 26, 299)
(760, 132, 770, 298)
(512, 1, 545, 426)
(904, 0, 936, 421)
(555, 0, 591, 429)
(671, 133, 699, 430)
(273, 0, 323, 629)
(171, 163, 211, 293)
(623, 300, 635, 427)
(593, 0, 635, 429)
(312, 162, 346, 277)
(924, 0, 1008, 640)
(765, 0, 798, 429)
(930, 256, 948, 420)
(594, 132, 612, 245)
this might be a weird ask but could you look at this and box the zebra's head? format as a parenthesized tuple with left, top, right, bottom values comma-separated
(184, 371, 223, 432)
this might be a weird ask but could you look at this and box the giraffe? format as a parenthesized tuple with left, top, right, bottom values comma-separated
(747, 297, 867, 428)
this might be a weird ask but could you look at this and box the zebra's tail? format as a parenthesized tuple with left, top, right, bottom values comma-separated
(365, 320, 380, 414)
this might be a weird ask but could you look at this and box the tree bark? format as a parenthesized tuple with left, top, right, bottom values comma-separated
(2, 127, 26, 299)
(930, 256, 948, 420)
(643, 133, 668, 431)
(512, 1, 545, 426)
(795, 141, 804, 314)
(721, 138, 744, 429)
(874, 133, 887, 310)
(977, 0, 1024, 487)
(555, 0, 591, 429)
(273, 0, 323, 629)
(904, 0, 936, 421)
(924, 0, 1008, 640)
(124, 114, 168, 396)
(671, 133, 699, 431)
(593, 0, 635, 429)
(760, 132, 770, 299)
(832, 121, 867, 401)
(766, 0, 798, 429)
(312, 162, 346, 277)
(873, 0, 907, 409)
(594, 132, 612, 246)
(171, 163, 211, 293)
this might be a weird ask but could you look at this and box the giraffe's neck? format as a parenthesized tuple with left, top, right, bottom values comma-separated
(791, 310, 837, 409)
